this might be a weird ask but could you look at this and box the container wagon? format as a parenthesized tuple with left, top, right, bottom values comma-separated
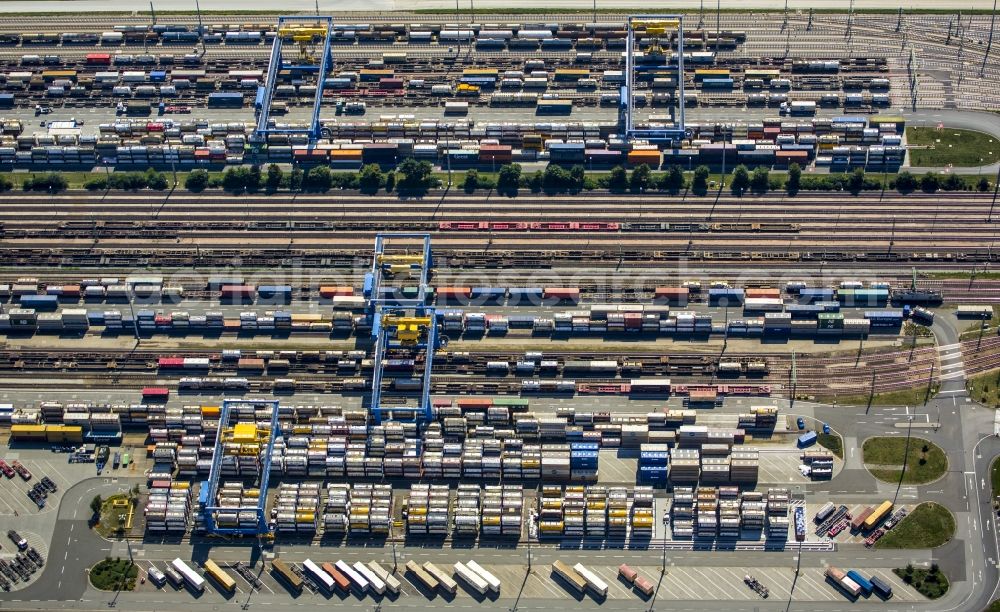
(271, 559, 303, 593)
(171, 558, 205, 592)
(423, 562, 458, 595)
(552, 560, 587, 594)
(465, 560, 500, 594)
(405, 560, 439, 591)
(203, 559, 236, 593)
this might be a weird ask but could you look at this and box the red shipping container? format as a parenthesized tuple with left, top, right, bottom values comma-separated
(86, 53, 111, 65)
(158, 357, 185, 368)
(60, 284, 82, 297)
(432, 398, 453, 407)
(220, 284, 255, 296)
(142, 387, 169, 398)
(745, 288, 781, 299)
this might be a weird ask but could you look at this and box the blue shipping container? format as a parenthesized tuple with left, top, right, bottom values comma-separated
(797, 431, 817, 447)
(869, 575, 893, 599)
(471, 287, 506, 298)
(18, 295, 59, 310)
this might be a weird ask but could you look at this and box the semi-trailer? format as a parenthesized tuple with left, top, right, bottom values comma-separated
(454, 562, 490, 595)
(405, 560, 439, 591)
(353, 561, 386, 595)
(552, 560, 587, 594)
(573, 563, 609, 597)
(846, 570, 874, 596)
(366, 561, 401, 595)
(465, 560, 501, 594)
(335, 559, 370, 594)
(423, 562, 458, 595)
(869, 574, 893, 598)
(825, 566, 862, 598)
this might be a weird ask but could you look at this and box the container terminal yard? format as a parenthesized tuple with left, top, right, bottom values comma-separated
(1, 6, 1000, 612)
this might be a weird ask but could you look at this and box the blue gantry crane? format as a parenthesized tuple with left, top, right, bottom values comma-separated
(252, 16, 334, 145)
(621, 15, 689, 144)
(364, 233, 440, 424)
(201, 398, 280, 536)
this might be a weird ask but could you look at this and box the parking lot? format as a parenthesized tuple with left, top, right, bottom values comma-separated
(124, 557, 923, 604)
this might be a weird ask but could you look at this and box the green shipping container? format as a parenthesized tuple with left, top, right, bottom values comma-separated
(818, 313, 844, 328)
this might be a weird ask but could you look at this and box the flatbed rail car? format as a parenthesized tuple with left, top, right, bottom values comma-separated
(303, 559, 335, 592)
(203, 559, 236, 593)
(405, 560, 439, 591)
(552, 560, 588, 594)
(271, 559, 303, 593)
(171, 558, 205, 592)
(422, 562, 458, 595)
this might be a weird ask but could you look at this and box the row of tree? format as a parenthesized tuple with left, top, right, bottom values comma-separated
(2, 163, 994, 195)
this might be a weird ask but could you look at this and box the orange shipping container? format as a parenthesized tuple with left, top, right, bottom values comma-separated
(319, 286, 354, 298)
(745, 288, 781, 299)
(437, 287, 472, 298)
(331, 149, 363, 159)
(627, 150, 661, 165)
(201, 405, 220, 418)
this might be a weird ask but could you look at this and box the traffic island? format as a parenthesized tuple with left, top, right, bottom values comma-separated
(874, 502, 956, 549)
(89, 557, 138, 592)
(862, 436, 947, 484)
(892, 563, 948, 600)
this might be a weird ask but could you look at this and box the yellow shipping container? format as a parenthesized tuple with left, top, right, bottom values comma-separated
(45, 424, 84, 443)
(201, 405, 220, 418)
(11, 424, 47, 441)
(290, 313, 324, 323)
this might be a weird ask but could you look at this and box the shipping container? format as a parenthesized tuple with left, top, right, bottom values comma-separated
(203, 559, 236, 593)
(271, 559, 303, 593)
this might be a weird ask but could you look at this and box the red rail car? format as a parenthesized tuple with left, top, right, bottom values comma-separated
(158, 357, 185, 368)
(142, 387, 170, 400)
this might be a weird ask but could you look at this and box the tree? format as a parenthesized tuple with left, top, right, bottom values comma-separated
(496, 163, 522, 195)
(84, 176, 109, 191)
(786, 163, 802, 196)
(692, 165, 710, 195)
(462, 169, 480, 193)
(569, 165, 586, 193)
(895, 171, 918, 193)
(660, 165, 686, 194)
(288, 167, 304, 192)
(749, 166, 769, 194)
(144, 168, 169, 190)
(608, 165, 628, 192)
(941, 172, 963, 191)
(920, 172, 940, 193)
(396, 158, 433, 191)
(23, 172, 68, 192)
(303, 166, 332, 192)
(264, 164, 283, 192)
(384, 171, 396, 193)
(527, 170, 544, 193)
(0, 175, 12, 192)
(977, 176, 991, 192)
(543, 164, 569, 192)
(629, 163, 652, 193)
(184, 169, 209, 192)
(245, 165, 261, 193)
(730, 164, 750, 196)
(90, 495, 103, 515)
(358, 163, 384, 194)
(847, 168, 866, 194)
(222, 167, 252, 193)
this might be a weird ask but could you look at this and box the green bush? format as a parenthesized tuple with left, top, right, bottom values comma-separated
(692, 165, 710, 195)
(22, 172, 68, 192)
(184, 169, 209, 192)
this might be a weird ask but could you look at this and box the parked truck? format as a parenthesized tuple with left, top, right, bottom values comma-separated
(552, 560, 587, 594)
(826, 566, 862, 598)
(454, 562, 490, 595)
(846, 570, 874, 596)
